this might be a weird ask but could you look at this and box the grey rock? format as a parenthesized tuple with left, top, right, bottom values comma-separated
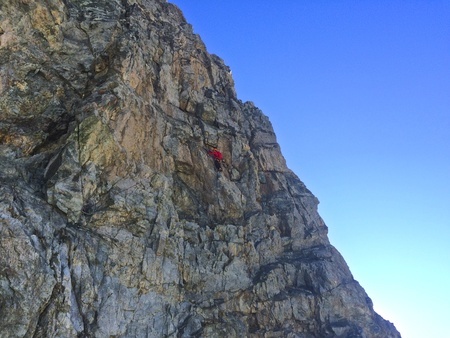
(0, 0, 401, 337)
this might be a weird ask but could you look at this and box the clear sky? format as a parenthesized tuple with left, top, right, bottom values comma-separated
(168, 1, 450, 337)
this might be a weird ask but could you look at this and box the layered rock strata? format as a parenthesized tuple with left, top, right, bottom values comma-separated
(0, 1, 401, 337)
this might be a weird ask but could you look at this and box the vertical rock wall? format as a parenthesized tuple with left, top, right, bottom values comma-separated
(0, 0, 401, 337)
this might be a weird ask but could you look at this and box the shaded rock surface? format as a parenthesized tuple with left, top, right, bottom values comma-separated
(0, 0, 401, 337)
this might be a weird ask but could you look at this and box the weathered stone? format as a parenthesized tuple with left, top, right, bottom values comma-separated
(0, 0, 401, 337)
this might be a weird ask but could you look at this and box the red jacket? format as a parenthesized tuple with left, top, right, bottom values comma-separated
(209, 149, 223, 161)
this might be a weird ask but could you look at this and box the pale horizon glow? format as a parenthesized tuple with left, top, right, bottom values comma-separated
(169, 1, 450, 337)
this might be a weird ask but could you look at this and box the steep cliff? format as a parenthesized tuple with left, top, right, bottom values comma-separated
(0, 1, 401, 337)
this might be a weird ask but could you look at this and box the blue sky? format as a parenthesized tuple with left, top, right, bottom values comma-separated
(169, 1, 450, 337)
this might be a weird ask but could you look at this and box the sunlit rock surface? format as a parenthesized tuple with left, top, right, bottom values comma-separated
(0, 1, 401, 337)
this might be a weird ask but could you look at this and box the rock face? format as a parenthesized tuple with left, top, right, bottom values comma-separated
(0, 1, 401, 337)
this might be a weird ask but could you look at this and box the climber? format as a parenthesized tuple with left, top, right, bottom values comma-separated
(208, 146, 224, 172)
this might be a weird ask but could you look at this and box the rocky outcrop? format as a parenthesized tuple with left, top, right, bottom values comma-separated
(0, 1, 400, 337)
